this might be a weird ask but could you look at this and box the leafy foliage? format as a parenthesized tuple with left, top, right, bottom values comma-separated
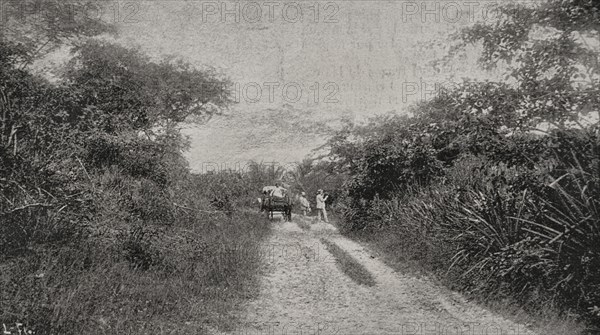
(64, 40, 232, 132)
(0, 2, 271, 333)
(323, 0, 600, 328)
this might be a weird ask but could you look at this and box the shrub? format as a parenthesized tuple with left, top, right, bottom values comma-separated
(336, 128, 600, 326)
(121, 225, 161, 271)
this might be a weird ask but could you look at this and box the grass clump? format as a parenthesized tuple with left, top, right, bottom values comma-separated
(336, 150, 600, 334)
(0, 168, 272, 334)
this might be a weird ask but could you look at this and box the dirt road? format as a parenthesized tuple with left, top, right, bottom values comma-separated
(213, 216, 537, 335)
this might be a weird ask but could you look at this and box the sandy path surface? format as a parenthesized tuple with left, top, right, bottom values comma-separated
(214, 216, 537, 335)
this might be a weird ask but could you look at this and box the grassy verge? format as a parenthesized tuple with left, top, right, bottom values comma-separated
(339, 200, 593, 335)
(333, 146, 600, 334)
(0, 206, 270, 335)
(319, 238, 375, 287)
(350, 227, 588, 335)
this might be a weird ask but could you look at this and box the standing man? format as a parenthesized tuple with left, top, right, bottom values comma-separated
(315, 189, 329, 223)
(299, 192, 311, 216)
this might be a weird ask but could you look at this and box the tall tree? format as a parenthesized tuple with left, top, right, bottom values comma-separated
(444, 0, 599, 129)
(0, 0, 114, 66)
(63, 40, 233, 134)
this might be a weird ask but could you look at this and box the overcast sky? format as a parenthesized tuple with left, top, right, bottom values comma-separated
(111, 0, 501, 172)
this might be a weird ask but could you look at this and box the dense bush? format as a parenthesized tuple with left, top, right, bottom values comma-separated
(333, 129, 600, 322)
(331, 123, 600, 325)
(0, 4, 267, 333)
(323, 0, 600, 328)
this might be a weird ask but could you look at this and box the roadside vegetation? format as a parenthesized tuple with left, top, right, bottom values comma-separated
(313, 1, 600, 333)
(3, 0, 599, 333)
(0, 2, 271, 334)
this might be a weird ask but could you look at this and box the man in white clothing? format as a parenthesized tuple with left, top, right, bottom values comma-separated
(315, 189, 329, 223)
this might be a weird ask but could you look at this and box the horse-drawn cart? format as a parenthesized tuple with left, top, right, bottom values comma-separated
(260, 186, 292, 221)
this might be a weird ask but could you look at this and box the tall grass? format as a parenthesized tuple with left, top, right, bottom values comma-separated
(339, 152, 600, 332)
(0, 165, 271, 334)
